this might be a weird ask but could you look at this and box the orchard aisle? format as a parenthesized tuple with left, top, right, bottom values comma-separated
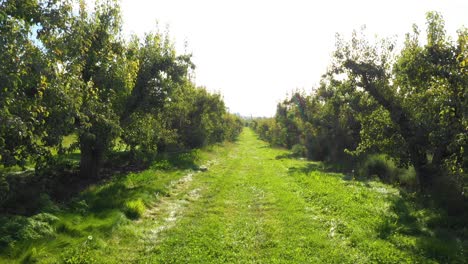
(143, 128, 334, 262)
(129, 129, 439, 263)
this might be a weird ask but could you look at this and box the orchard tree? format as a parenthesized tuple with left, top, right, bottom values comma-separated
(121, 31, 193, 156)
(176, 86, 228, 148)
(0, 0, 73, 168)
(58, 0, 136, 179)
(333, 12, 467, 193)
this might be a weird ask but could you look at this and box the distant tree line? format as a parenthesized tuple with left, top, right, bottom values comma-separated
(252, 12, 467, 210)
(0, 0, 243, 208)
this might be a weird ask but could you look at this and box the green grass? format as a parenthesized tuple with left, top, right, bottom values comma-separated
(0, 128, 466, 263)
(0, 148, 209, 263)
(145, 129, 466, 263)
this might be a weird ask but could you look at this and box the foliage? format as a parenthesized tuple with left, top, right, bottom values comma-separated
(253, 87, 361, 165)
(0, 173, 9, 204)
(0, 0, 240, 176)
(0, 213, 59, 252)
(222, 113, 244, 142)
(172, 86, 231, 148)
(121, 111, 175, 161)
(0, 0, 71, 169)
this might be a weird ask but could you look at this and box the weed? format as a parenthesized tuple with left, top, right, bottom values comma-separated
(61, 236, 97, 264)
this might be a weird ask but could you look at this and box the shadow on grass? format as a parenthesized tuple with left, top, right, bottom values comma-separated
(287, 160, 467, 263)
(82, 182, 166, 214)
(99, 149, 202, 181)
(2, 147, 200, 211)
(275, 153, 294, 160)
(284, 157, 385, 186)
(378, 193, 467, 263)
(150, 150, 201, 171)
(286, 161, 346, 175)
(0, 147, 205, 261)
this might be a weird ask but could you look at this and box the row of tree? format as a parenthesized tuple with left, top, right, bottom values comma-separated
(0, 0, 243, 181)
(253, 12, 467, 205)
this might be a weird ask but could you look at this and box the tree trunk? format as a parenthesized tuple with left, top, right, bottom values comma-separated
(79, 135, 105, 180)
(411, 154, 434, 192)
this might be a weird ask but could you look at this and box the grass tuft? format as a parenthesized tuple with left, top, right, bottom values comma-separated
(123, 199, 145, 219)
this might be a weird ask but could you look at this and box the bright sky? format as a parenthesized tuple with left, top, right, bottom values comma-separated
(119, 0, 468, 117)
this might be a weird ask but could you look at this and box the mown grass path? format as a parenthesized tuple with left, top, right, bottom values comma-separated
(132, 128, 462, 263)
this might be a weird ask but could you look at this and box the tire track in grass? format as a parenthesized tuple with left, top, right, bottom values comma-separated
(143, 172, 199, 242)
(108, 161, 217, 263)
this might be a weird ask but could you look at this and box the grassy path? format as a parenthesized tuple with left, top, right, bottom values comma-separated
(131, 128, 463, 263)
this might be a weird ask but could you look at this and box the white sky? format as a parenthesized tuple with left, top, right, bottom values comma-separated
(119, 0, 468, 117)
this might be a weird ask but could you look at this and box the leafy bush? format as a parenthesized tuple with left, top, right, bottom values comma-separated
(357, 155, 398, 183)
(222, 114, 243, 141)
(37, 193, 60, 213)
(0, 213, 59, 252)
(123, 199, 145, 219)
(17, 213, 59, 241)
(0, 171, 41, 215)
(291, 144, 307, 158)
(168, 150, 200, 169)
(398, 166, 417, 189)
(69, 198, 90, 215)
